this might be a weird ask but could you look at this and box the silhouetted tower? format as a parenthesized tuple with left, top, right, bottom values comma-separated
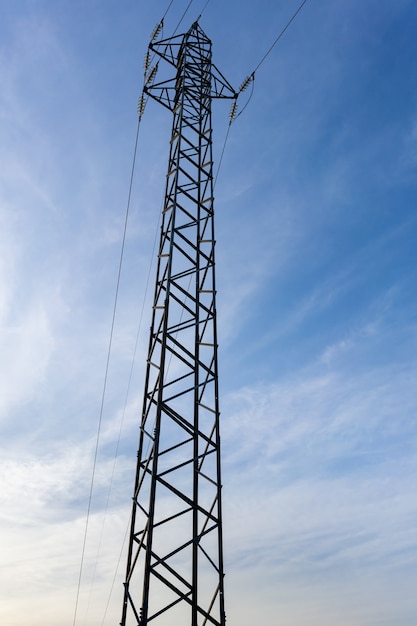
(120, 21, 236, 626)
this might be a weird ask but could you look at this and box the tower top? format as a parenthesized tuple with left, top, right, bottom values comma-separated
(144, 22, 236, 112)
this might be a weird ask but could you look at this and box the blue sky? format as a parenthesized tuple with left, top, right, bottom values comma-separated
(1, 1, 417, 625)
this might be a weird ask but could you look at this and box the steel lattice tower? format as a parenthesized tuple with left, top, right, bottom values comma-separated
(120, 22, 235, 626)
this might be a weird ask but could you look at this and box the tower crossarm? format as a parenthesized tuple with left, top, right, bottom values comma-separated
(144, 22, 236, 112)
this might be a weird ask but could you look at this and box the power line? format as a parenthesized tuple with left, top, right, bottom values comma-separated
(227, 0, 310, 129)
(214, 123, 232, 189)
(172, 0, 195, 36)
(71, 108, 143, 626)
(198, 0, 211, 19)
(253, 0, 310, 74)
(74, 4, 190, 615)
(73, 5, 185, 612)
(162, 0, 175, 20)
(98, 198, 164, 626)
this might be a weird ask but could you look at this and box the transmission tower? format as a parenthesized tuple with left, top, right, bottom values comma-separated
(120, 21, 236, 626)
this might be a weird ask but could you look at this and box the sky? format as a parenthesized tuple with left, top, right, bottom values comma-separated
(1, 0, 417, 624)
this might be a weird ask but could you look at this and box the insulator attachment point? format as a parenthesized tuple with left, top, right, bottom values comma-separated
(145, 64, 158, 86)
(150, 19, 163, 42)
(238, 73, 254, 93)
(138, 94, 146, 116)
(229, 101, 238, 122)
(144, 50, 151, 72)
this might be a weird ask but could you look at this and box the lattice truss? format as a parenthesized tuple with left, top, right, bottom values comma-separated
(121, 22, 235, 626)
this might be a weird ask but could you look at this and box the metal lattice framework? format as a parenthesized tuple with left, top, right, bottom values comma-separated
(120, 22, 235, 626)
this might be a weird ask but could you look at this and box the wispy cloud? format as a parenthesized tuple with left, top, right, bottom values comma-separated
(221, 353, 417, 623)
(1, 2, 417, 625)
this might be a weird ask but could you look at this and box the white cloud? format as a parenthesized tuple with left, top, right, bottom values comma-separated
(1, 2, 417, 625)
(221, 356, 417, 624)
(0, 301, 55, 418)
(221, 347, 417, 573)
